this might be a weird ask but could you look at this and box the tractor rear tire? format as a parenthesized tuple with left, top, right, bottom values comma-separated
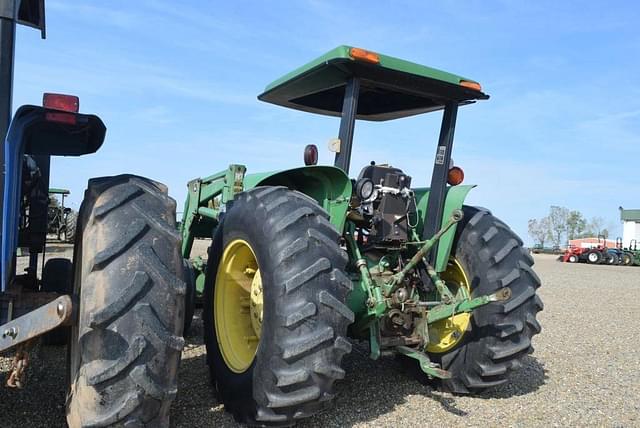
(65, 210, 77, 243)
(586, 250, 602, 264)
(66, 175, 186, 428)
(204, 186, 353, 426)
(41, 258, 73, 345)
(607, 253, 619, 265)
(428, 206, 543, 394)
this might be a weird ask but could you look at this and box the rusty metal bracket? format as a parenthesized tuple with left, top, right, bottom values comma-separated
(0, 295, 73, 353)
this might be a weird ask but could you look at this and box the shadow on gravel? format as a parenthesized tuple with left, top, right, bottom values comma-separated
(175, 313, 547, 428)
(0, 344, 67, 428)
(479, 355, 548, 399)
(173, 312, 238, 428)
(298, 350, 548, 427)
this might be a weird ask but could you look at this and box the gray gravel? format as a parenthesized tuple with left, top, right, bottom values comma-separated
(1, 252, 639, 427)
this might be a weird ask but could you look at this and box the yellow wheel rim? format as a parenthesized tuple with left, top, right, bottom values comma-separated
(426, 258, 472, 354)
(214, 239, 263, 373)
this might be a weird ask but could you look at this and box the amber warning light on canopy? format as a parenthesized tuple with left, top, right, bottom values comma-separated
(349, 47, 380, 64)
(459, 80, 482, 91)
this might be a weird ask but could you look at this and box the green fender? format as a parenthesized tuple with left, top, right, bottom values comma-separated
(244, 165, 352, 233)
(414, 184, 476, 272)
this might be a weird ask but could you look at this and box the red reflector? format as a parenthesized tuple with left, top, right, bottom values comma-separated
(43, 93, 79, 113)
(304, 144, 318, 166)
(447, 166, 464, 185)
(45, 112, 77, 125)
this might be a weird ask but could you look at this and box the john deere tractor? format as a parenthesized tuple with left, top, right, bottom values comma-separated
(46, 188, 77, 242)
(1, 2, 185, 426)
(181, 46, 543, 425)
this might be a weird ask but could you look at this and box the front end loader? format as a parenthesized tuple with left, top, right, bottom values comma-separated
(181, 45, 543, 425)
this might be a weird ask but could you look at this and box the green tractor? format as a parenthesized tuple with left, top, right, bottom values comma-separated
(46, 187, 77, 242)
(180, 46, 543, 425)
(622, 239, 640, 266)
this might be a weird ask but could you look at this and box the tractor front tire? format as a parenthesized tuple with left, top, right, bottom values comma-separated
(428, 206, 543, 394)
(567, 254, 578, 263)
(204, 186, 353, 426)
(67, 175, 186, 428)
(621, 253, 633, 266)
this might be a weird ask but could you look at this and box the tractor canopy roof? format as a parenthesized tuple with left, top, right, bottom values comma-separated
(48, 188, 70, 195)
(258, 45, 489, 121)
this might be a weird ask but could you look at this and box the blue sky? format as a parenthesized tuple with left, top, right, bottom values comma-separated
(12, 0, 640, 242)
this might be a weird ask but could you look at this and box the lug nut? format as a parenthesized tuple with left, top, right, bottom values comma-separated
(57, 302, 65, 317)
(3, 327, 17, 339)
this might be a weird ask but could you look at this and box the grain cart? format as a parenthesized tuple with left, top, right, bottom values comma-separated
(181, 46, 543, 425)
(0, 2, 185, 426)
(46, 187, 76, 242)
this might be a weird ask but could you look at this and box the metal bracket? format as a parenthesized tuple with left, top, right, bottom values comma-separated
(426, 286, 512, 325)
(0, 295, 72, 352)
(396, 345, 451, 379)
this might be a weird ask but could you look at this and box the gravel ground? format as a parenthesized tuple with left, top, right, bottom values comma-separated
(1, 252, 639, 427)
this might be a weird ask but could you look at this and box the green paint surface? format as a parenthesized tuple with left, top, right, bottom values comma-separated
(263, 45, 479, 93)
(414, 185, 475, 272)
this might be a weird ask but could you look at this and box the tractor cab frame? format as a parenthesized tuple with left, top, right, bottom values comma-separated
(258, 45, 489, 262)
(1, 0, 105, 325)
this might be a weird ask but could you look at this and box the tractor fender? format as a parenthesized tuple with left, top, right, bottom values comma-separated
(243, 165, 352, 233)
(414, 184, 476, 272)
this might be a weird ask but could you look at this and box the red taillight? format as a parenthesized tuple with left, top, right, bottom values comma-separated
(43, 93, 79, 113)
(447, 166, 464, 185)
(43, 93, 79, 124)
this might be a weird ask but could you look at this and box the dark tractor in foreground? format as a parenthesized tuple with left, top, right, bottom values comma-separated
(0, 2, 185, 426)
(180, 46, 543, 425)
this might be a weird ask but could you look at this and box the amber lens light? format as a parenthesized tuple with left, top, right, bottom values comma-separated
(460, 80, 482, 92)
(350, 47, 380, 64)
(447, 166, 464, 185)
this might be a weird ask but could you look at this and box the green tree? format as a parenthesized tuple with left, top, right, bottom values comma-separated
(548, 206, 570, 248)
(588, 216, 606, 237)
(566, 210, 587, 240)
(528, 217, 551, 247)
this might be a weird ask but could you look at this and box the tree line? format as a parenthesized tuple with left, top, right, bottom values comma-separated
(528, 206, 611, 248)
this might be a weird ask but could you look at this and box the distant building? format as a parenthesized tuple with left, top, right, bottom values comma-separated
(620, 207, 640, 248)
(568, 237, 616, 249)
